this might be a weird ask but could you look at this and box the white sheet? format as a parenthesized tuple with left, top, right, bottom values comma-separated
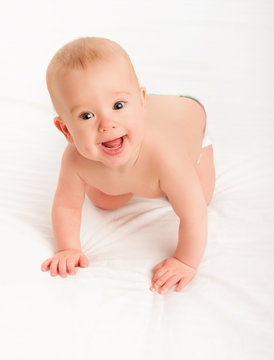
(1, 1, 274, 359)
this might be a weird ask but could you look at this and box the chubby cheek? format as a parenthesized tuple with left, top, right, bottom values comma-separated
(127, 112, 145, 143)
(78, 145, 97, 159)
(131, 118, 145, 144)
(73, 133, 98, 159)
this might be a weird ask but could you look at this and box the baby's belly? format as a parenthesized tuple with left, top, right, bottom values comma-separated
(88, 174, 166, 199)
(99, 180, 167, 199)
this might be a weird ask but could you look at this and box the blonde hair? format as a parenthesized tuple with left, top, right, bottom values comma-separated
(46, 37, 139, 113)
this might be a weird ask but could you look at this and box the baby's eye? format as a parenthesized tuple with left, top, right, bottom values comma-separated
(113, 101, 125, 110)
(80, 112, 94, 120)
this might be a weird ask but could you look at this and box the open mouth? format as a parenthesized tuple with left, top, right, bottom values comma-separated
(100, 136, 126, 156)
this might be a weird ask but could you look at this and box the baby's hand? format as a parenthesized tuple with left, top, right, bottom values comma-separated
(41, 249, 89, 278)
(150, 257, 196, 294)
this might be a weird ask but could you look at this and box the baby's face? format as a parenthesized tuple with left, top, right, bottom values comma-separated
(52, 57, 146, 170)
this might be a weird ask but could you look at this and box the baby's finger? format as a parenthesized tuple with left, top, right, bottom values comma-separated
(79, 255, 89, 268)
(158, 274, 181, 294)
(150, 271, 170, 292)
(58, 257, 67, 278)
(67, 258, 76, 275)
(152, 268, 168, 284)
(175, 276, 192, 292)
(50, 258, 59, 277)
(41, 258, 52, 271)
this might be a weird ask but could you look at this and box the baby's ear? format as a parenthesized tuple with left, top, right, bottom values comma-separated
(139, 87, 146, 107)
(53, 117, 73, 143)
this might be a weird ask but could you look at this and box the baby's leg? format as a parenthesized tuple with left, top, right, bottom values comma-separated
(86, 185, 133, 210)
(195, 145, 216, 205)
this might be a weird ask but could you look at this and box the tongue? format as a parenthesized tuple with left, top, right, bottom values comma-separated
(102, 137, 122, 148)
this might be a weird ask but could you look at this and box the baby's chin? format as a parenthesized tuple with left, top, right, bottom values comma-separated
(71, 142, 123, 163)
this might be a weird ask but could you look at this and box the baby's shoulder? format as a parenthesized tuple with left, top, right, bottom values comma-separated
(60, 144, 88, 174)
(60, 144, 100, 186)
(62, 144, 79, 164)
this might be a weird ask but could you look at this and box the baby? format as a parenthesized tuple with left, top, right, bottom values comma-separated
(41, 37, 216, 295)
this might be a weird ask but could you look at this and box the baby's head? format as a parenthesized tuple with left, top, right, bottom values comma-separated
(46, 36, 146, 170)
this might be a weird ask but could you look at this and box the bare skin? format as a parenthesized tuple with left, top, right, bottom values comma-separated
(81, 95, 214, 203)
(41, 58, 216, 295)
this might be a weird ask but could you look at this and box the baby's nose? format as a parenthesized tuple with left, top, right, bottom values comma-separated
(99, 125, 117, 133)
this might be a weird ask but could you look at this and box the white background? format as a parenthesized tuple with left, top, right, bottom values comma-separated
(0, 1, 274, 359)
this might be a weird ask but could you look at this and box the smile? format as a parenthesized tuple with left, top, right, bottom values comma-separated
(99, 136, 126, 156)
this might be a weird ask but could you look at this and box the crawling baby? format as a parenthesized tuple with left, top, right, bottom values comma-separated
(41, 36, 216, 295)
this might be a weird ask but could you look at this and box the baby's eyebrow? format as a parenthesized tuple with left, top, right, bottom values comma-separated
(70, 91, 130, 114)
(70, 104, 85, 114)
(111, 91, 130, 95)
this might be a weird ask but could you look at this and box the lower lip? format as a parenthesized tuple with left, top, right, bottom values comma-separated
(100, 136, 126, 156)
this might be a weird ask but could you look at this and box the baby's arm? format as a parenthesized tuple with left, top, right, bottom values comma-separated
(150, 149, 208, 294)
(41, 147, 88, 277)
